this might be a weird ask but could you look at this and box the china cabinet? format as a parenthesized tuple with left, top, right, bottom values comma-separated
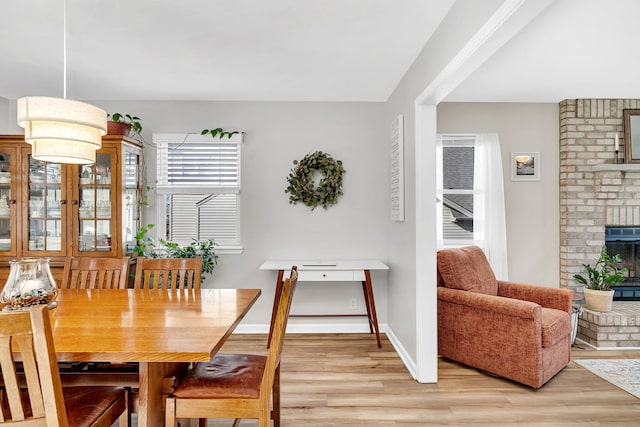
(0, 135, 142, 282)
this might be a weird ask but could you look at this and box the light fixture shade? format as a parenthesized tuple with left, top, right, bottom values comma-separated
(17, 97, 107, 135)
(31, 139, 96, 165)
(16, 96, 106, 165)
(23, 120, 103, 148)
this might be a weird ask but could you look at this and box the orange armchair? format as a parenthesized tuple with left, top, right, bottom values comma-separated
(437, 246, 572, 388)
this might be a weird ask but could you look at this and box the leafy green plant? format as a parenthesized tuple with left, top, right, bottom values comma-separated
(133, 223, 155, 257)
(158, 238, 218, 278)
(574, 245, 627, 291)
(108, 113, 143, 134)
(201, 128, 244, 139)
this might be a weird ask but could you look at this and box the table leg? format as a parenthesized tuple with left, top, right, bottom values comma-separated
(138, 362, 188, 427)
(267, 269, 285, 348)
(361, 281, 374, 334)
(363, 270, 382, 348)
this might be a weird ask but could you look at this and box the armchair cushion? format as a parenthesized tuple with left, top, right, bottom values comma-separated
(437, 246, 498, 295)
(541, 308, 571, 347)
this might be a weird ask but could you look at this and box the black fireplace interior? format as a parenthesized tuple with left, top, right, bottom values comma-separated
(605, 226, 640, 301)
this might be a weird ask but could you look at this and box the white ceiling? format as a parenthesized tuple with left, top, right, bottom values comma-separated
(1, 0, 638, 103)
(0, 0, 454, 102)
(445, 0, 640, 103)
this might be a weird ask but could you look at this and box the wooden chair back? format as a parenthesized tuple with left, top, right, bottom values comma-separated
(60, 256, 130, 289)
(133, 257, 202, 290)
(0, 305, 69, 425)
(261, 266, 298, 397)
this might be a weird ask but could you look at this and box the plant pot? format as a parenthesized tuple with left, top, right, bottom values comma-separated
(583, 287, 614, 312)
(107, 121, 132, 136)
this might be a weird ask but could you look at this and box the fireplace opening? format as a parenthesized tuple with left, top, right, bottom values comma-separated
(605, 226, 640, 301)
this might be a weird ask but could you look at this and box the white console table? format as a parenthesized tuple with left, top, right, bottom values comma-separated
(259, 260, 389, 348)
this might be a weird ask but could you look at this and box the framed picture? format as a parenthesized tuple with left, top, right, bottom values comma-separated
(623, 109, 640, 163)
(511, 152, 540, 181)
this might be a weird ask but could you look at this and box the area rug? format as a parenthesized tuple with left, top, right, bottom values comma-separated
(575, 359, 640, 399)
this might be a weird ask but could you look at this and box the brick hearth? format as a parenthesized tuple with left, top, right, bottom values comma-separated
(577, 301, 640, 348)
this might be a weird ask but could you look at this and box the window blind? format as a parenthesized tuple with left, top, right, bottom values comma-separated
(156, 133, 241, 193)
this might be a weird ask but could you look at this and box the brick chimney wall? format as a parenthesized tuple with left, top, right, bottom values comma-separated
(560, 99, 640, 295)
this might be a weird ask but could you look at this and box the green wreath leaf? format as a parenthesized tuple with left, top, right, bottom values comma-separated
(285, 151, 345, 210)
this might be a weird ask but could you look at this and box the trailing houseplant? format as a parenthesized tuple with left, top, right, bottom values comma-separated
(201, 128, 244, 139)
(574, 245, 627, 311)
(132, 223, 155, 258)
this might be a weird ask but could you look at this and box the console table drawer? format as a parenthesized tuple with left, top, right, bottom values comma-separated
(298, 270, 365, 281)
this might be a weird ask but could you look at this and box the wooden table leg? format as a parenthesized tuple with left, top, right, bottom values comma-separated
(267, 269, 285, 348)
(361, 281, 374, 334)
(363, 270, 382, 348)
(138, 362, 188, 427)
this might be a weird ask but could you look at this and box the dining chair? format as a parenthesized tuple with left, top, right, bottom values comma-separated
(0, 305, 130, 426)
(165, 266, 298, 427)
(60, 256, 130, 289)
(134, 257, 202, 290)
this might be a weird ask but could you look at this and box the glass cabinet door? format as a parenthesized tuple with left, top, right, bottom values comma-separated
(123, 147, 141, 254)
(76, 149, 116, 255)
(0, 148, 15, 255)
(24, 151, 66, 255)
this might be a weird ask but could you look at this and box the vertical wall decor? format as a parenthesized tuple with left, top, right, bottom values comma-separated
(391, 114, 405, 221)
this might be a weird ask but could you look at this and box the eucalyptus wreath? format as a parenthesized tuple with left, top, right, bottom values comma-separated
(285, 150, 345, 210)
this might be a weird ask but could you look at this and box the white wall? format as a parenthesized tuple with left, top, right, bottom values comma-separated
(437, 102, 560, 286)
(87, 100, 389, 328)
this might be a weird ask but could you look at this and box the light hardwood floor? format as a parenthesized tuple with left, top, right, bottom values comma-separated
(155, 333, 640, 427)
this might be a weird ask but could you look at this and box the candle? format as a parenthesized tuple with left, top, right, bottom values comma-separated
(615, 133, 620, 151)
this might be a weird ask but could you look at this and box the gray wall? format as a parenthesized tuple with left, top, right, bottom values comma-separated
(90, 100, 389, 328)
(0, 98, 9, 131)
(437, 102, 560, 286)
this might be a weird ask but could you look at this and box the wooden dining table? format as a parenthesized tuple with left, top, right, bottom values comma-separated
(48, 288, 261, 427)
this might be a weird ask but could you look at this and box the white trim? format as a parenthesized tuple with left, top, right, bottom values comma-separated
(415, 104, 438, 383)
(152, 132, 243, 144)
(417, 0, 556, 105)
(575, 338, 640, 351)
(385, 325, 417, 380)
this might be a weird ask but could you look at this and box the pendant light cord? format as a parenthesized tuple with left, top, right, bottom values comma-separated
(63, 0, 67, 99)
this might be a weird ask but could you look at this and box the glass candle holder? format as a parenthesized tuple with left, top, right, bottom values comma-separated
(0, 258, 57, 311)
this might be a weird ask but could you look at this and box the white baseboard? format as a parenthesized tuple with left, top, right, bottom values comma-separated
(233, 322, 419, 381)
(575, 337, 640, 351)
(383, 326, 418, 380)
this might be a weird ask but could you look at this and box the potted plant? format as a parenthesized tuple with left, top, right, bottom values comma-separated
(107, 113, 143, 137)
(157, 238, 218, 279)
(574, 245, 627, 312)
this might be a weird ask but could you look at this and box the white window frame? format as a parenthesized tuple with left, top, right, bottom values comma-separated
(436, 134, 484, 250)
(154, 133, 243, 255)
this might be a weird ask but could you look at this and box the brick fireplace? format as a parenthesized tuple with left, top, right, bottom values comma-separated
(560, 99, 640, 348)
(560, 98, 640, 295)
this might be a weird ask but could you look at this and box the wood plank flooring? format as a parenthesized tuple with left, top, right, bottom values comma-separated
(154, 333, 640, 426)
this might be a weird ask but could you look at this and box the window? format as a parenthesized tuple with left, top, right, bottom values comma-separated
(436, 133, 508, 279)
(437, 136, 477, 247)
(155, 133, 242, 254)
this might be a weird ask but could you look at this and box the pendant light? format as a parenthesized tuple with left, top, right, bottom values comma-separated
(16, 0, 106, 164)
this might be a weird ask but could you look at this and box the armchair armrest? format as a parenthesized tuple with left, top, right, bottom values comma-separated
(497, 281, 572, 313)
(437, 286, 540, 321)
